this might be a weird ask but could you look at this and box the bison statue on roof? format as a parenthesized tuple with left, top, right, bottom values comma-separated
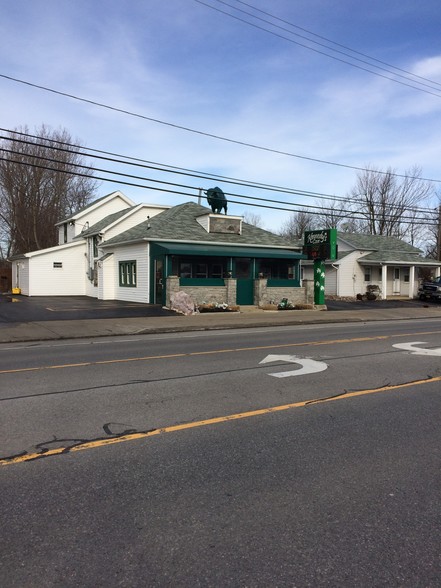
(205, 186, 228, 214)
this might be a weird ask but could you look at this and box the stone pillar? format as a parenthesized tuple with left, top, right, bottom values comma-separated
(225, 278, 237, 306)
(303, 279, 314, 305)
(254, 278, 267, 306)
(166, 275, 180, 307)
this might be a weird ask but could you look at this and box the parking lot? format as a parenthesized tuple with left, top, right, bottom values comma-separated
(0, 293, 435, 324)
(0, 295, 177, 323)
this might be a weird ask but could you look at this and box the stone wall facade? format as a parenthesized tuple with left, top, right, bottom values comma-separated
(166, 276, 311, 308)
(167, 276, 228, 307)
(254, 278, 313, 306)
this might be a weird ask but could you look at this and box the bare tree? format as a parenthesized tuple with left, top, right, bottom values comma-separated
(422, 195, 441, 259)
(278, 209, 317, 241)
(313, 198, 360, 231)
(349, 166, 434, 239)
(243, 210, 264, 228)
(0, 126, 98, 256)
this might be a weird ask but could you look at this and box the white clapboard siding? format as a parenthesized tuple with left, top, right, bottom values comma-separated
(26, 242, 87, 296)
(111, 243, 150, 303)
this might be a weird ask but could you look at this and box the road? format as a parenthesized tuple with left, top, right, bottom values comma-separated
(1, 319, 441, 587)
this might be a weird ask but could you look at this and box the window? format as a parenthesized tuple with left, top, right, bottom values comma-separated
(195, 263, 208, 278)
(403, 268, 410, 283)
(53, 262, 62, 268)
(179, 262, 192, 278)
(119, 261, 137, 287)
(258, 260, 295, 280)
(63, 224, 68, 244)
(211, 264, 223, 278)
(92, 236, 99, 258)
(364, 266, 372, 282)
(173, 257, 227, 279)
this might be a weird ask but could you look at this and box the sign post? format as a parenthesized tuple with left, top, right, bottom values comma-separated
(303, 229, 337, 305)
(314, 259, 326, 305)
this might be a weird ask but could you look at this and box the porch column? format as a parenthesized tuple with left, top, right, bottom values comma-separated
(381, 265, 387, 300)
(254, 277, 267, 306)
(436, 267, 441, 279)
(225, 278, 237, 306)
(409, 266, 416, 299)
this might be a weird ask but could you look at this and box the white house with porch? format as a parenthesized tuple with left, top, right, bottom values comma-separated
(302, 232, 441, 300)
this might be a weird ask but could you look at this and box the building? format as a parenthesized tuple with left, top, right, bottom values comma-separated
(302, 232, 441, 299)
(10, 191, 308, 308)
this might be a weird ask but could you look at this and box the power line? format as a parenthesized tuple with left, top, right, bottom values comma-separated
(3, 153, 437, 227)
(1, 146, 437, 226)
(193, 0, 441, 98)
(1, 129, 437, 216)
(229, 0, 441, 90)
(1, 74, 441, 185)
(206, 0, 441, 93)
(1, 128, 351, 204)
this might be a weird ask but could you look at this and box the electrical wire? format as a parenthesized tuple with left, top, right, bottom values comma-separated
(1, 73, 441, 185)
(1, 148, 437, 226)
(203, 0, 441, 93)
(194, 0, 441, 97)
(228, 0, 441, 90)
(0, 128, 438, 215)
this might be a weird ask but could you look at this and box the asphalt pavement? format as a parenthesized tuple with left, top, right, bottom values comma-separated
(1, 293, 441, 344)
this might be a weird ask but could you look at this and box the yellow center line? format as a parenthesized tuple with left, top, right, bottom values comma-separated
(1, 374, 439, 467)
(1, 329, 441, 375)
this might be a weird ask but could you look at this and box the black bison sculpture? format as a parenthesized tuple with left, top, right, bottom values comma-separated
(205, 186, 228, 214)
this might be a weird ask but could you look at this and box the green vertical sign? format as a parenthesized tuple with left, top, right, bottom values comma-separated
(314, 259, 326, 305)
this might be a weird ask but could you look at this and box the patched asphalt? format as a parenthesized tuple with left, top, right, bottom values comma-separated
(0, 294, 178, 323)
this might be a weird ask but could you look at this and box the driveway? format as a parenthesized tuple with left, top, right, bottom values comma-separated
(0, 295, 177, 323)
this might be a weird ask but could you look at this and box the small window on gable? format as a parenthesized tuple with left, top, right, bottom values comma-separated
(53, 262, 63, 269)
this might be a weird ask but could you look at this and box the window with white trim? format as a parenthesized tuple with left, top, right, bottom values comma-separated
(119, 261, 137, 287)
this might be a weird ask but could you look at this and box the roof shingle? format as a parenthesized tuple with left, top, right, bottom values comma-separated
(102, 202, 298, 248)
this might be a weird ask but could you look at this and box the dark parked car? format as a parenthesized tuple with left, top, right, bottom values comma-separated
(418, 276, 441, 301)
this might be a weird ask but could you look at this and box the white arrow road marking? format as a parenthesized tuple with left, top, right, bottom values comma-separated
(259, 354, 328, 378)
(392, 342, 441, 356)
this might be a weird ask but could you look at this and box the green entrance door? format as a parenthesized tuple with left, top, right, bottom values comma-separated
(235, 258, 254, 305)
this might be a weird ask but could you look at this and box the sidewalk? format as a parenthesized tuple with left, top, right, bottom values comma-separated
(1, 304, 441, 343)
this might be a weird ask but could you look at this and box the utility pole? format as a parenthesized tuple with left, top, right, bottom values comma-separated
(437, 205, 441, 261)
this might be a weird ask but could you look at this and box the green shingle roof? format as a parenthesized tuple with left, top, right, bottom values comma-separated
(339, 232, 422, 255)
(339, 232, 436, 265)
(102, 202, 299, 249)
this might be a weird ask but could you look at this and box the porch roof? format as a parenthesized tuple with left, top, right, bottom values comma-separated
(151, 242, 305, 259)
(357, 252, 441, 266)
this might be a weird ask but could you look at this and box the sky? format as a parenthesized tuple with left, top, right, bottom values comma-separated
(1, 0, 441, 231)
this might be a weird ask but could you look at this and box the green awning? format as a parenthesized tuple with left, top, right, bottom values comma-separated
(151, 242, 306, 259)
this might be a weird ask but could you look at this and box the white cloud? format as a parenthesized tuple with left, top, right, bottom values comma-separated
(1, 0, 441, 233)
